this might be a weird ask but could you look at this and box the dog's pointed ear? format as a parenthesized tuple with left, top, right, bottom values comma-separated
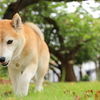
(11, 13, 22, 30)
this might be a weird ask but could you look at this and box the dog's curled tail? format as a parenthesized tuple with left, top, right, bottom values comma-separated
(25, 22, 44, 40)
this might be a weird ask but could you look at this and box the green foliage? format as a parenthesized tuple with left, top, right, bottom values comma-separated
(31, 2, 100, 65)
(0, 0, 15, 18)
(81, 74, 89, 81)
(75, 44, 98, 64)
(0, 66, 8, 77)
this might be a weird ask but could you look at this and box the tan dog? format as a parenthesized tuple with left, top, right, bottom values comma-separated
(0, 13, 50, 96)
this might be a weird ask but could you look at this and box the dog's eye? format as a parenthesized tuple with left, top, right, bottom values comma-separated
(7, 40, 13, 44)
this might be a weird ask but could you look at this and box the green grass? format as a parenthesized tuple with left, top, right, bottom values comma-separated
(0, 81, 100, 100)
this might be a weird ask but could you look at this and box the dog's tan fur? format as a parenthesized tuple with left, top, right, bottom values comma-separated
(0, 13, 50, 96)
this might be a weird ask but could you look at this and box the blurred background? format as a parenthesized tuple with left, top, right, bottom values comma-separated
(0, 0, 100, 82)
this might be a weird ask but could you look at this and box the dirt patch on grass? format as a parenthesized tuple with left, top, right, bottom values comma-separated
(0, 78, 11, 84)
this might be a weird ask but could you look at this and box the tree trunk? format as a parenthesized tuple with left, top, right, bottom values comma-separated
(97, 57, 100, 80)
(79, 65, 82, 81)
(62, 62, 76, 82)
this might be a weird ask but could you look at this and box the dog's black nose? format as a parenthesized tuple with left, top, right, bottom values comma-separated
(0, 57, 5, 62)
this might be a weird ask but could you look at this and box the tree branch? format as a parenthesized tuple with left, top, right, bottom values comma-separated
(50, 62, 60, 69)
(49, 66, 61, 78)
(3, 0, 88, 19)
(51, 55, 60, 66)
(3, 0, 42, 19)
(43, 16, 66, 50)
(49, 45, 65, 61)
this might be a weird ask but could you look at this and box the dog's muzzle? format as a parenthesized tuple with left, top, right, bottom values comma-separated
(1, 62, 9, 66)
(0, 57, 9, 66)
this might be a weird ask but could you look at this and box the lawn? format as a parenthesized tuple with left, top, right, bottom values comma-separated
(0, 80, 100, 100)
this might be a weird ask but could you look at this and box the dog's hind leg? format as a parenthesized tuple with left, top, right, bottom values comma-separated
(34, 55, 49, 92)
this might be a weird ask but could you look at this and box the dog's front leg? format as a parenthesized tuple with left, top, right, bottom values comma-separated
(16, 63, 37, 96)
(8, 66, 21, 93)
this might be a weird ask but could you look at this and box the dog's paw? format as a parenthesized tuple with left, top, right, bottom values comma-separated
(34, 86, 43, 92)
(15, 90, 28, 97)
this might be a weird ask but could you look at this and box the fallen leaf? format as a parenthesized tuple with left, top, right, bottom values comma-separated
(84, 89, 93, 98)
(85, 92, 90, 98)
(63, 89, 70, 94)
(70, 82, 74, 86)
(1, 91, 13, 96)
(75, 96, 81, 100)
(86, 90, 93, 93)
(6, 97, 16, 100)
(72, 92, 76, 95)
(95, 91, 100, 100)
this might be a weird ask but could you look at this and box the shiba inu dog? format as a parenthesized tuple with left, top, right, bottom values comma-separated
(0, 13, 50, 96)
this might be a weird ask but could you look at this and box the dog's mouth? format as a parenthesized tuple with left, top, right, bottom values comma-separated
(1, 62, 9, 66)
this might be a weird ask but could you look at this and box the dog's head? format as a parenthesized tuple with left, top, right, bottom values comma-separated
(0, 13, 26, 66)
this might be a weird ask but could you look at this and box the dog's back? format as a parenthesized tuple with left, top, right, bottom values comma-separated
(25, 22, 44, 40)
